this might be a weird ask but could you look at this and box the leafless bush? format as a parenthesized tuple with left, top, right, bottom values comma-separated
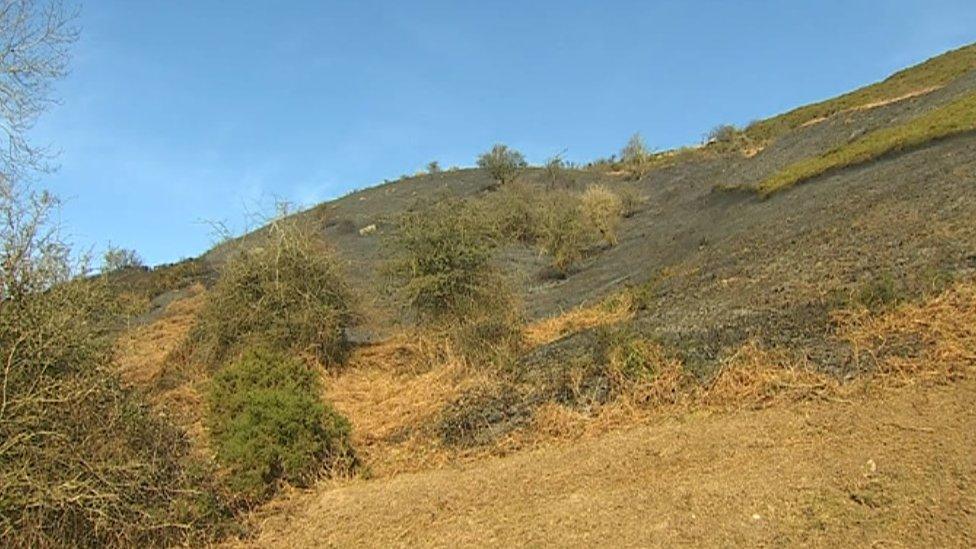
(101, 243, 144, 273)
(620, 133, 653, 180)
(189, 215, 355, 368)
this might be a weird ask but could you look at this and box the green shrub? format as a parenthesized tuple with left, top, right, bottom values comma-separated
(208, 348, 354, 503)
(477, 143, 527, 185)
(426, 160, 441, 173)
(388, 198, 522, 363)
(481, 181, 545, 243)
(538, 191, 588, 275)
(581, 184, 624, 246)
(1, 267, 234, 547)
(388, 198, 497, 322)
(190, 218, 354, 367)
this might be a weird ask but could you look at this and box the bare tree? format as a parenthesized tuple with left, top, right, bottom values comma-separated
(0, 0, 78, 299)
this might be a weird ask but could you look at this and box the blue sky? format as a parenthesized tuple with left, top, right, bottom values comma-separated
(33, 0, 976, 265)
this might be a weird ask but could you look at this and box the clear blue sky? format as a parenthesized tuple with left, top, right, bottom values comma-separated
(32, 0, 976, 266)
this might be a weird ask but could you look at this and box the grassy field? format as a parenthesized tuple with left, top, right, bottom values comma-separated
(746, 43, 976, 143)
(757, 91, 976, 196)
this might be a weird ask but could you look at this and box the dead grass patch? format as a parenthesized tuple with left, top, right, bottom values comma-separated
(112, 286, 223, 461)
(700, 342, 840, 410)
(837, 281, 976, 384)
(114, 283, 206, 386)
(524, 292, 636, 348)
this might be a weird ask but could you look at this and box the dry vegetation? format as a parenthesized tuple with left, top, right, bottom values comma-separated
(188, 218, 355, 369)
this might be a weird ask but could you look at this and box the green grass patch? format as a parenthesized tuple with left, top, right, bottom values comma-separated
(747, 43, 976, 143)
(757, 91, 976, 196)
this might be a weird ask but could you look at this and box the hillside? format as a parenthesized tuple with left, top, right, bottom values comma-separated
(110, 42, 976, 546)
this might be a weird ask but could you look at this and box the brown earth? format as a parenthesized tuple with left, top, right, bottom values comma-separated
(241, 376, 976, 548)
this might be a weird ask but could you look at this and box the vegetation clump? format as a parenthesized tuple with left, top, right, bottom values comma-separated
(616, 186, 643, 217)
(757, 91, 976, 196)
(543, 152, 572, 189)
(477, 143, 527, 185)
(207, 348, 355, 503)
(619, 133, 653, 180)
(102, 244, 144, 273)
(580, 184, 624, 246)
(1, 3, 233, 544)
(190, 217, 355, 367)
(388, 198, 522, 363)
(538, 191, 589, 275)
(481, 181, 545, 243)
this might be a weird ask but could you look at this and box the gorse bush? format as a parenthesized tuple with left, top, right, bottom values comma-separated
(207, 348, 355, 503)
(1, 182, 232, 549)
(190, 217, 355, 367)
(580, 184, 623, 246)
(477, 143, 527, 185)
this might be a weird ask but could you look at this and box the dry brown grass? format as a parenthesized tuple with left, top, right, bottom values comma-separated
(114, 283, 206, 385)
(524, 292, 636, 348)
(316, 280, 976, 481)
(700, 342, 840, 410)
(225, 283, 976, 544)
(113, 285, 213, 456)
(837, 281, 976, 384)
(322, 332, 499, 476)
